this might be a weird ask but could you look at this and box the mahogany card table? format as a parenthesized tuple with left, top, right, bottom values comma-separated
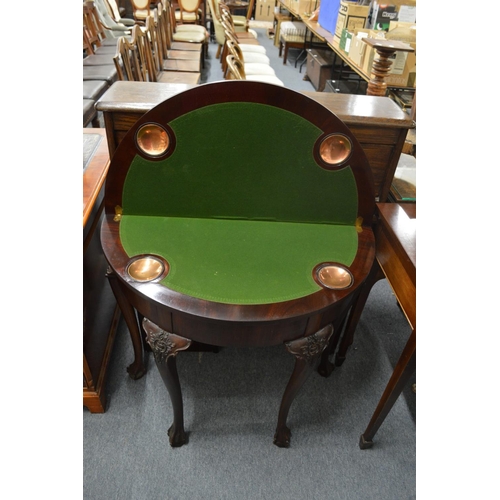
(100, 81, 377, 447)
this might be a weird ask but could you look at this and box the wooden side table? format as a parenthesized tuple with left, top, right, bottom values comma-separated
(327, 202, 416, 447)
(83, 128, 121, 413)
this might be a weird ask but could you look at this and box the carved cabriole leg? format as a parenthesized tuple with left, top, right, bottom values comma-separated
(106, 267, 146, 380)
(273, 324, 334, 448)
(142, 318, 192, 448)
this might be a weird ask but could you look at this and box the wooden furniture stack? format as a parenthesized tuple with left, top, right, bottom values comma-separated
(83, 1, 122, 127)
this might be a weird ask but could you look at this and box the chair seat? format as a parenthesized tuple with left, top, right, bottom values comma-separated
(241, 52, 270, 64)
(172, 31, 206, 43)
(83, 65, 118, 84)
(90, 44, 118, 55)
(156, 71, 201, 85)
(83, 54, 116, 66)
(243, 62, 276, 76)
(171, 40, 203, 51)
(83, 99, 96, 126)
(239, 43, 267, 54)
(83, 80, 109, 100)
(166, 49, 201, 61)
(246, 74, 284, 86)
(99, 37, 121, 45)
(175, 24, 207, 35)
(162, 58, 200, 73)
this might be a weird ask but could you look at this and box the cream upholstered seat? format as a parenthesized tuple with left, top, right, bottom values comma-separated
(226, 54, 284, 86)
(161, 2, 207, 45)
(224, 29, 266, 54)
(225, 40, 274, 76)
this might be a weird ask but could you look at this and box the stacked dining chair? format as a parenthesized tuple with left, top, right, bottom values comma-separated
(214, 2, 283, 86)
(206, 0, 255, 59)
(83, 1, 121, 127)
(114, 23, 201, 85)
(223, 44, 284, 85)
(159, 2, 207, 65)
(146, 15, 201, 74)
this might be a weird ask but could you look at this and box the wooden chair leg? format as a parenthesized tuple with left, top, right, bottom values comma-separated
(91, 114, 101, 128)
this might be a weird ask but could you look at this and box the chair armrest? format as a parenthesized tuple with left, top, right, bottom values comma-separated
(119, 18, 135, 26)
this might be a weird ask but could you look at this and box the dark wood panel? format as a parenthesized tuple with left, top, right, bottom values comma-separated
(348, 125, 402, 145)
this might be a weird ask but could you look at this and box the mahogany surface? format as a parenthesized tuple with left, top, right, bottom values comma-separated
(83, 129, 110, 226)
(100, 81, 377, 446)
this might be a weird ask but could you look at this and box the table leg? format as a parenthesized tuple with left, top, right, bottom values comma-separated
(359, 328, 416, 449)
(317, 316, 345, 378)
(106, 268, 147, 380)
(142, 318, 192, 447)
(274, 324, 333, 447)
(335, 260, 385, 367)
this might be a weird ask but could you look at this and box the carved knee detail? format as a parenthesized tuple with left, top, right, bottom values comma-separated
(142, 318, 192, 363)
(285, 324, 334, 363)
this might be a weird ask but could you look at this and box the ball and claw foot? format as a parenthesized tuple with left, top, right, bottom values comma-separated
(273, 426, 292, 448)
(359, 434, 373, 450)
(127, 363, 146, 380)
(168, 425, 188, 448)
(317, 358, 335, 378)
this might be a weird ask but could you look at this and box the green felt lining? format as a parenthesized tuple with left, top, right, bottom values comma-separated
(120, 216, 358, 305)
(122, 102, 358, 225)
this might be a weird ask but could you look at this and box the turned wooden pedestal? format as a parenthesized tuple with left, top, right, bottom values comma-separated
(362, 39, 415, 97)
